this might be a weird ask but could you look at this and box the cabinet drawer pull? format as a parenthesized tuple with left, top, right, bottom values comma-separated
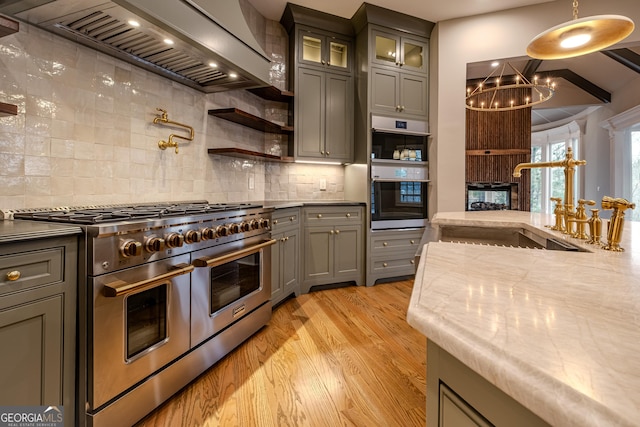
(289, 216, 295, 221)
(383, 242, 388, 246)
(317, 214, 322, 218)
(410, 259, 415, 264)
(273, 219, 278, 225)
(383, 262, 388, 267)
(6, 270, 21, 281)
(346, 213, 351, 218)
(410, 240, 415, 244)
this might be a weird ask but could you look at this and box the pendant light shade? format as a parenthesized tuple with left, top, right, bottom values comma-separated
(526, 1, 634, 60)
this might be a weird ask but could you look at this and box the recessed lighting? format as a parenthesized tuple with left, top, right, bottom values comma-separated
(128, 20, 140, 28)
(209, 62, 217, 68)
(229, 72, 237, 78)
(491, 61, 499, 67)
(163, 38, 174, 45)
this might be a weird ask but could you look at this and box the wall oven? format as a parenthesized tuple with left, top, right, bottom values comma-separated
(371, 115, 429, 230)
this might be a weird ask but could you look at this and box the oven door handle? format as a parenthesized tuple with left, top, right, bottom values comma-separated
(193, 239, 277, 268)
(103, 263, 194, 297)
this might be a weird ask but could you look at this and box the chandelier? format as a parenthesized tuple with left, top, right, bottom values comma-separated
(527, 0, 634, 60)
(465, 62, 555, 112)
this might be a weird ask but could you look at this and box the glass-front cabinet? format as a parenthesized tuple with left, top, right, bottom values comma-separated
(371, 28, 428, 74)
(298, 27, 351, 72)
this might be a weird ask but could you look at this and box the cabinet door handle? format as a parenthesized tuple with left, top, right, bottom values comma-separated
(281, 237, 286, 242)
(330, 230, 334, 235)
(6, 270, 21, 281)
(322, 59, 326, 65)
(273, 219, 278, 225)
(317, 214, 322, 218)
(320, 150, 325, 155)
(400, 105, 405, 111)
(326, 151, 330, 156)
(346, 213, 351, 218)
(410, 259, 415, 264)
(383, 242, 388, 246)
(383, 262, 388, 267)
(335, 229, 340, 234)
(410, 240, 415, 244)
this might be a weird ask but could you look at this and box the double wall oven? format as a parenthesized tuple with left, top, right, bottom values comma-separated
(9, 202, 274, 427)
(370, 115, 430, 229)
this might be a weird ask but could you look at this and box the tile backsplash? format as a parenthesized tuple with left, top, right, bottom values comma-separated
(0, 15, 345, 209)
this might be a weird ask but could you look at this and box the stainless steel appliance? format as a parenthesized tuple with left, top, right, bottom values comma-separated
(6, 202, 274, 427)
(371, 115, 429, 229)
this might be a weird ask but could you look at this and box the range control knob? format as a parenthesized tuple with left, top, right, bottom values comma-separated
(216, 224, 229, 237)
(184, 230, 202, 244)
(239, 221, 251, 232)
(145, 236, 165, 253)
(201, 227, 216, 240)
(249, 219, 260, 230)
(120, 240, 142, 257)
(259, 218, 270, 229)
(165, 232, 184, 248)
(229, 223, 241, 234)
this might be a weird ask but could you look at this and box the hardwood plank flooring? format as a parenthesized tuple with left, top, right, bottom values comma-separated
(135, 279, 426, 427)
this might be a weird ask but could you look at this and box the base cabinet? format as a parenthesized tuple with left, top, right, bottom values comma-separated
(302, 206, 364, 293)
(271, 208, 300, 306)
(0, 235, 77, 426)
(368, 228, 423, 286)
(427, 340, 550, 427)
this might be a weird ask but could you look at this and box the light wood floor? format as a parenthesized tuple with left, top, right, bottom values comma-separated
(135, 279, 427, 427)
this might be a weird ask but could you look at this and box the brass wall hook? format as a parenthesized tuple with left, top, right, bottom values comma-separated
(152, 108, 195, 154)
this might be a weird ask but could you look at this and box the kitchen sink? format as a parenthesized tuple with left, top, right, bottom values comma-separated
(437, 225, 586, 252)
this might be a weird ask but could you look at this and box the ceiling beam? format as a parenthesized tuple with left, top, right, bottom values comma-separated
(600, 48, 640, 75)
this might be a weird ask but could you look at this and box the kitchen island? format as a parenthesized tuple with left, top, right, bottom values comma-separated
(407, 211, 640, 427)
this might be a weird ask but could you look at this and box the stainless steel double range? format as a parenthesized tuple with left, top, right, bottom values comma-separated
(12, 201, 275, 427)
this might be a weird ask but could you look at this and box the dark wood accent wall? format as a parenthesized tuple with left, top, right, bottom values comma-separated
(465, 87, 532, 211)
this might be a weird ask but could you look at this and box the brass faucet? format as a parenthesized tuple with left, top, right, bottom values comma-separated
(152, 108, 195, 154)
(601, 196, 636, 252)
(513, 147, 586, 232)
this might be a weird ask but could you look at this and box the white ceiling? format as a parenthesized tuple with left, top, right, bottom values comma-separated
(246, 0, 556, 23)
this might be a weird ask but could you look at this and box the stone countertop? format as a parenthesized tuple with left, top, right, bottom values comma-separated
(0, 220, 82, 244)
(407, 210, 640, 427)
(262, 200, 365, 209)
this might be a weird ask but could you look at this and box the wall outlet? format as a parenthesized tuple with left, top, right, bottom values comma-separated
(319, 178, 327, 191)
(248, 174, 255, 190)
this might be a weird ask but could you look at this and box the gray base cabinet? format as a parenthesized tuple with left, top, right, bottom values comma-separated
(0, 235, 77, 426)
(271, 208, 300, 306)
(301, 206, 364, 293)
(368, 228, 423, 286)
(427, 340, 550, 427)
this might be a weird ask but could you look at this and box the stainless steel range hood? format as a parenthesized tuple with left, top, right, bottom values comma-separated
(0, 0, 271, 92)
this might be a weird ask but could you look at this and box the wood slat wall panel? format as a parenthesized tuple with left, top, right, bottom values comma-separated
(466, 87, 531, 211)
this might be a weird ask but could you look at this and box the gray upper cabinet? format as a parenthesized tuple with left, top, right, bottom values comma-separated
(370, 28, 428, 75)
(296, 68, 353, 161)
(281, 3, 355, 164)
(371, 67, 428, 117)
(297, 27, 352, 73)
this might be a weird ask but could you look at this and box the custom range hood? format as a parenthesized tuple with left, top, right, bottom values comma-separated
(0, 0, 271, 92)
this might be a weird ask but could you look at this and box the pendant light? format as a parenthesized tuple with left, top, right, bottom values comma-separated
(526, 0, 634, 60)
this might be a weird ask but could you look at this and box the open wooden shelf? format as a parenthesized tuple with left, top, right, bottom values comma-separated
(208, 108, 293, 134)
(208, 148, 294, 163)
(248, 86, 293, 103)
(0, 102, 18, 117)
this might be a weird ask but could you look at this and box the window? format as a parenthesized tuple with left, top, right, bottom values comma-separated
(601, 105, 640, 222)
(530, 123, 580, 214)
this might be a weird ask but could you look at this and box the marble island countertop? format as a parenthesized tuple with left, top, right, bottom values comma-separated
(407, 211, 640, 427)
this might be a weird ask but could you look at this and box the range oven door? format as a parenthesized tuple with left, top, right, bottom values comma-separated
(89, 253, 193, 410)
(190, 237, 276, 347)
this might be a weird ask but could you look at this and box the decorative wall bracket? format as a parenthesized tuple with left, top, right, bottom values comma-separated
(152, 108, 194, 154)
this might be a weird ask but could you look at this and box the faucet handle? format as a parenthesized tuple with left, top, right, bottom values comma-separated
(577, 199, 596, 207)
(550, 197, 562, 204)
